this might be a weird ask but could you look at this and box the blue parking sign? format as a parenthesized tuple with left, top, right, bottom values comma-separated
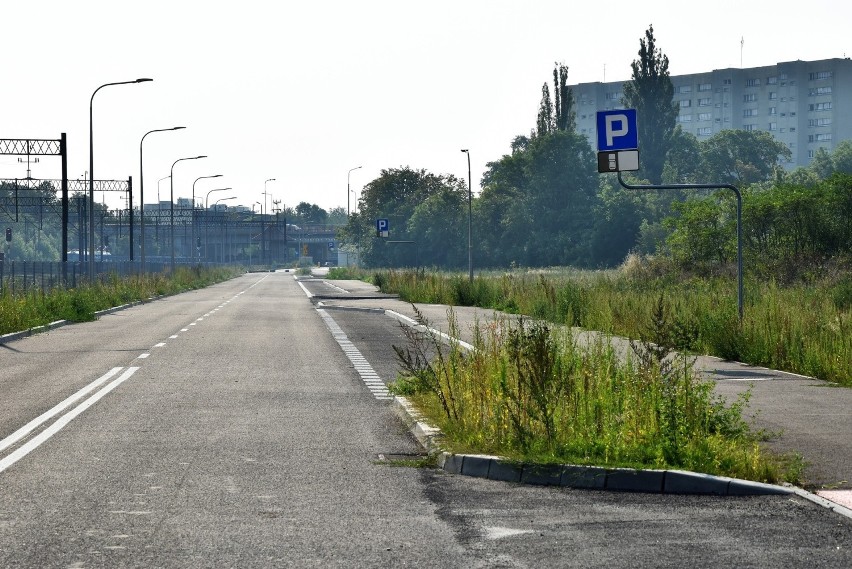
(596, 109, 638, 151)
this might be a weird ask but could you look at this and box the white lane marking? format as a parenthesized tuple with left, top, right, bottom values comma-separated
(483, 527, 534, 540)
(154, 343, 166, 348)
(298, 280, 314, 298)
(137, 353, 150, 359)
(317, 309, 391, 400)
(385, 309, 475, 352)
(169, 335, 179, 339)
(0, 367, 140, 474)
(0, 367, 123, 453)
(181, 328, 189, 332)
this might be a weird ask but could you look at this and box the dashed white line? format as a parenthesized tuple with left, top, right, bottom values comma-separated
(317, 309, 392, 400)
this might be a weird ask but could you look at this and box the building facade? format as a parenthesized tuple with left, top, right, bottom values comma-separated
(573, 58, 852, 169)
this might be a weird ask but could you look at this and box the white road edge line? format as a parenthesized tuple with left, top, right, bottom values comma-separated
(385, 309, 475, 352)
(0, 367, 140, 474)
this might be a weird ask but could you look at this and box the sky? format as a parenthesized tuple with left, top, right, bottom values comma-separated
(2, 0, 851, 214)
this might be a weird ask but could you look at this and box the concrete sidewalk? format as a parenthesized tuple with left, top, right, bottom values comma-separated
(310, 277, 852, 511)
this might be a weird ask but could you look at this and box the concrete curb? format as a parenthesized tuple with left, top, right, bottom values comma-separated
(0, 297, 159, 344)
(391, 395, 793, 497)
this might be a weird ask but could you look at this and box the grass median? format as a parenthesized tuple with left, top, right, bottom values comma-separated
(390, 306, 803, 484)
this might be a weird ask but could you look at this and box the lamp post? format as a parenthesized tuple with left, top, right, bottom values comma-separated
(89, 77, 152, 278)
(205, 187, 233, 210)
(347, 166, 362, 216)
(170, 155, 206, 271)
(263, 178, 275, 265)
(204, 187, 232, 263)
(461, 149, 472, 283)
(140, 126, 185, 271)
(192, 174, 223, 261)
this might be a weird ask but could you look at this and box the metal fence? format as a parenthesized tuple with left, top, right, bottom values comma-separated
(0, 260, 182, 295)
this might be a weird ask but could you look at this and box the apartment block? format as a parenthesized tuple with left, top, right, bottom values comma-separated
(573, 58, 852, 169)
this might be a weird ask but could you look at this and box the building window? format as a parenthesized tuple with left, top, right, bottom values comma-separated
(605, 91, 622, 100)
(676, 85, 692, 94)
(697, 127, 712, 136)
(769, 107, 777, 115)
(769, 92, 777, 100)
(723, 78, 732, 85)
(769, 122, 778, 131)
(698, 112, 712, 121)
(810, 102, 833, 111)
(811, 133, 833, 142)
(743, 93, 757, 102)
(745, 78, 761, 87)
(808, 150, 815, 158)
(809, 87, 833, 95)
(808, 118, 832, 127)
(679, 99, 692, 108)
(744, 124, 757, 131)
(677, 114, 693, 123)
(743, 108, 758, 117)
(809, 71, 833, 80)
(767, 76, 778, 85)
(698, 83, 712, 91)
(698, 97, 711, 107)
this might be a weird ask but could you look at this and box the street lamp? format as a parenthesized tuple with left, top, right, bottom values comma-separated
(192, 174, 223, 261)
(347, 166, 362, 216)
(215, 196, 237, 207)
(140, 126, 185, 271)
(205, 187, 233, 209)
(89, 77, 152, 278)
(204, 187, 232, 262)
(264, 178, 275, 215)
(170, 155, 207, 270)
(461, 149, 472, 283)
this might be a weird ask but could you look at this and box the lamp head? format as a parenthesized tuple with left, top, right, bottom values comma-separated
(136, 78, 154, 83)
(461, 149, 469, 153)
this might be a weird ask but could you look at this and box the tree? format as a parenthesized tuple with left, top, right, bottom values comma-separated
(622, 25, 678, 184)
(293, 202, 328, 225)
(700, 130, 792, 185)
(661, 127, 703, 184)
(337, 167, 466, 268)
(535, 63, 575, 137)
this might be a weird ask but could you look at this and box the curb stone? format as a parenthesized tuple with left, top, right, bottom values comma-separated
(0, 297, 159, 344)
(391, 394, 795, 497)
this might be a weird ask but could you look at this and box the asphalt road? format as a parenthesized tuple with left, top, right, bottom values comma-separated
(0, 271, 850, 567)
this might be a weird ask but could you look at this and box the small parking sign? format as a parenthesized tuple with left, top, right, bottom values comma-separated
(376, 218, 389, 238)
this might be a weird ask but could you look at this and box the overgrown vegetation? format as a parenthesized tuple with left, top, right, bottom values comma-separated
(0, 266, 242, 335)
(374, 265, 851, 387)
(390, 306, 798, 483)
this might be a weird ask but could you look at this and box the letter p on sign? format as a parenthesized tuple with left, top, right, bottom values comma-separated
(596, 109, 638, 152)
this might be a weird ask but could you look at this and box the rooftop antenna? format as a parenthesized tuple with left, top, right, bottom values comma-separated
(603, 63, 606, 83)
(740, 36, 744, 67)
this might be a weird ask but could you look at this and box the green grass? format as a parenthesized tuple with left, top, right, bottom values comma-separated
(0, 266, 243, 336)
(390, 306, 796, 483)
(372, 265, 852, 386)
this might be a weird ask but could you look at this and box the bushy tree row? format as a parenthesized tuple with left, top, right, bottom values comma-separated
(335, 26, 850, 274)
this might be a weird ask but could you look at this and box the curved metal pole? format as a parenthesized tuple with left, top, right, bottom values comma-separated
(347, 166, 362, 216)
(461, 149, 472, 283)
(170, 156, 206, 271)
(89, 78, 152, 279)
(617, 172, 743, 319)
(140, 126, 184, 271)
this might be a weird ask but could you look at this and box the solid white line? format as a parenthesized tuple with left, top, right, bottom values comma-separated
(385, 309, 475, 352)
(0, 367, 140, 474)
(137, 353, 150, 359)
(0, 367, 124, 453)
(298, 280, 314, 298)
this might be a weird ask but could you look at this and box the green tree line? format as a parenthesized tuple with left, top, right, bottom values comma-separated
(338, 25, 852, 276)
